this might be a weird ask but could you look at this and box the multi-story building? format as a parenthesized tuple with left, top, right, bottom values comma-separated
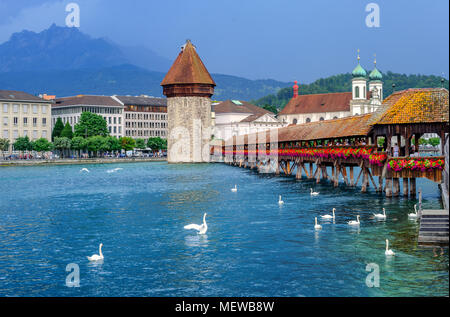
(278, 51, 383, 125)
(112, 95, 167, 139)
(0, 90, 52, 152)
(212, 99, 287, 141)
(52, 95, 124, 138)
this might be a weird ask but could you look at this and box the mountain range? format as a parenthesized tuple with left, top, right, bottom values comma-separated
(0, 25, 446, 103)
(0, 25, 291, 100)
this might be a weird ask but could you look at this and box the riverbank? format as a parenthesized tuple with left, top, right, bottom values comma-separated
(0, 157, 166, 167)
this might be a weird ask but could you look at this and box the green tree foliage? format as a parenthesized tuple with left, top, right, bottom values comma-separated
(61, 122, 73, 139)
(0, 138, 10, 151)
(53, 137, 71, 158)
(86, 135, 105, 154)
(104, 136, 122, 152)
(262, 104, 278, 115)
(135, 138, 146, 150)
(147, 137, 167, 153)
(32, 138, 53, 152)
(52, 118, 65, 141)
(70, 136, 88, 157)
(13, 136, 32, 152)
(252, 72, 449, 110)
(74, 112, 109, 138)
(119, 137, 136, 151)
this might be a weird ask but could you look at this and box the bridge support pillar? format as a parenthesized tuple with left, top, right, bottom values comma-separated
(276, 161, 280, 176)
(410, 178, 416, 197)
(403, 178, 409, 196)
(309, 163, 314, 179)
(393, 178, 400, 196)
(296, 163, 302, 179)
(361, 168, 368, 192)
(349, 166, 354, 186)
(378, 176, 383, 192)
(385, 178, 392, 197)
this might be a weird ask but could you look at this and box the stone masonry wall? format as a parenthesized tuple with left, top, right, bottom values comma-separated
(167, 96, 212, 163)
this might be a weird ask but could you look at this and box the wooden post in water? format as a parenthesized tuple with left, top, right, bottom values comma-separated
(361, 168, 368, 192)
(410, 178, 416, 197)
(378, 176, 383, 192)
(296, 162, 302, 179)
(385, 178, 393, 197)
(403, 178, 409, 197)
(418, 187, 423, 218)
(276, 160, 280, 175)
(349, 166, 354, 186)
(392, 178, 400, 196)
(309, 163, 314, 179)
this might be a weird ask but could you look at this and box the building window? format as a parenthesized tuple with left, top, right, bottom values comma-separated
(24, 130, 28, 137)
(319, 117, 324, 121)
(13, 117, 18, 126)
(355, 86, 360, 98)
(42, 105, 47, 114)
(293, 119, 297, 124)
(13, 130, 18, 138)
(3, 104, 8, 113)
(3, 117, 8, 126)
(3, 130, 8, 138)
(33, 118, 37, 127)
(13, 104, 18, 113)
(42, 130, 47, 138)
(306, 118, 311, 123)
(23, 105, 28, 113)
(333, 116, 338, 119)
(42, 118, 47, 126)
(33, 130, 38, 139)
(33, 105, 38, 114)
(118, 126, 121, 134)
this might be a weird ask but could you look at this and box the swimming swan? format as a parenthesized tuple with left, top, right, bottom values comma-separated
(278, 195, 284, 205)
(373, 208, 387, 219)
(87, 243, 104, 261)
(408, 204, 418, 218)
(348, 215, 360, 226)
(321, 208, 336, 219)
(314, 217, 322, 230)
(184, 213, 208, 235)
(385, 239, 395, 256)
(80, 168, 90, 173)
(310, 188, 319, 196)
(231, 185, 237, 192)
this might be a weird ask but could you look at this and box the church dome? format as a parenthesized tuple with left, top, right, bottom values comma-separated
(352, 63, 367, 78)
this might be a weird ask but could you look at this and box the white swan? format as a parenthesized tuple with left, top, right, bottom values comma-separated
(310, 188, 319, 196)
(80, 168, 90, 173)
(278, 195, 284, 205)
(314, 217, 322, 230)
(107, 167, 123, 173)
(321, 208, 336, 219)
(408, 204, 418, 218)
(184, 213, 208, 235)
(87, 243, 104, 261)
(348, 215, 360, 226)
(231, 185, 237, 192)
(385, 239, 395, 256)
(373, 208, 387, 219)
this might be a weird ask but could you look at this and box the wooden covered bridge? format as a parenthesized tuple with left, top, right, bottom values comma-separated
(212, 88, 449, 198)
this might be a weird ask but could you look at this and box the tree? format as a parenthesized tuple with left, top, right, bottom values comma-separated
(429, 137, 441, 147)
(32, 138, 53, 152)
(119, 137, 136, 151)
(61, 122, 73, 139)
(262, 104, 278, 115)
(147, 137, 167, 154)
(74, 112, 109, 138)
(13, 136, 32, 154)
(70, 136, 88, 158)
(0, 138, 10, 157)
(135, 138, 146, 150)
(86, 135, 105, 157)
(52, 118, 65, 141)
(53, 137, 71, 158)
(104, 136, 121, 153)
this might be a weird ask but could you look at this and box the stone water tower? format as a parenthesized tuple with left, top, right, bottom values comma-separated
(161, 40, 216, 163)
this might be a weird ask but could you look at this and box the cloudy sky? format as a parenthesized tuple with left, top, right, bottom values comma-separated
(0, 0, 448, 82)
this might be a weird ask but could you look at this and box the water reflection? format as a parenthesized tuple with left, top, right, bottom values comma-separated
(184, 234, 209, 247)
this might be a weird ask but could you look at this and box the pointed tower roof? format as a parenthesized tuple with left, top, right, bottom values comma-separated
(161, 40, 216, 86)
(369, 54, 382, 81)
(352, 49, 367, 79)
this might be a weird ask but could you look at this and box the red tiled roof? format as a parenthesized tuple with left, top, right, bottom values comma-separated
(279, 92, 353, 115)
(161, 40, 215, 86)
(230, 114, 373, 145)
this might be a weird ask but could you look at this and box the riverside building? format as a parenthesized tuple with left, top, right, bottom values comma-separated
(112, 95, 167, 139)
(0, 89, 52, 152)
(52, 95, 124, 138)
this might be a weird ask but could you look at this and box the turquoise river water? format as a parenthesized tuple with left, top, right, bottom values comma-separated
(0, 162, 448, 296)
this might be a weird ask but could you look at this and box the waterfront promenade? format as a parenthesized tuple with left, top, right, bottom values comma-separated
(0, 156, 166, 167)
